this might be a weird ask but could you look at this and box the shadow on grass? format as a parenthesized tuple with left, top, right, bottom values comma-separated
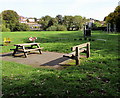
(2, 58, 119, 97)
(2, 57, 120, 97)
(2, 31, 120, 97)
(41, 57, 69, 66)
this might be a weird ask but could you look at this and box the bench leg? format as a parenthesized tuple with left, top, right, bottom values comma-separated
(24, 52, 28, 58)
(12, 50, 17, 56)
(38, 49, 42, 54)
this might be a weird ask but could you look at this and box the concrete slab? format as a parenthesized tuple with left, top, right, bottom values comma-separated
(1, 52, 71, 68)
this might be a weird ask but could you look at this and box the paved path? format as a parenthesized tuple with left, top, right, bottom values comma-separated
(1, 52, 71, 69)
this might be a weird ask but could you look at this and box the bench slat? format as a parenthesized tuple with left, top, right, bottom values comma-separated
(71, 42, 90, 51)
(10, 47, 43, 52)
(24, 47, 43, 52)
(63, 48, 86, 57)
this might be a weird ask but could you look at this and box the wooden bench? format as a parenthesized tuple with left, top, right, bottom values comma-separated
(63, 42, 90, 65)
(10, 43, 43, 57)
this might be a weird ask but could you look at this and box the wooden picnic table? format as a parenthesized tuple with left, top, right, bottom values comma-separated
(11, 43, 43, 57)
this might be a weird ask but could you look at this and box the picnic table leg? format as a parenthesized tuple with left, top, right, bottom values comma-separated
(36, 44, 42, 54)
(12, 47, 18, 56)
(38, 49, 42, 54)
(12, 50, 17, 56)
(22, 46, 28, 57)
(24, 52, 28, 58)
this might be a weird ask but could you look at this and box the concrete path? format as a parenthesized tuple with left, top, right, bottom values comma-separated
(1, 52, 72, 69)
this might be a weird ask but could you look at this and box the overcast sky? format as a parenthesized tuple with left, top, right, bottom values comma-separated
(0, 0, 119, 21)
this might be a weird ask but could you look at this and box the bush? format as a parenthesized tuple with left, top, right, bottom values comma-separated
(46, 26, 57, 31)
(46, 25, 67, 31)
(0, 25, 10, 32)
(56, 25, 67, 31)
(13, 23, 30, 31)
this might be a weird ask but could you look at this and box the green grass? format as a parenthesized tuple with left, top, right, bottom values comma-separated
(1, 31, 120, 97)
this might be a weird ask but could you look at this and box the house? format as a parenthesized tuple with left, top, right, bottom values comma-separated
(26, 22, 41, 30)
(19, 16, 41, 30)
(19, 16, 27, 23)
(27, 18, 35, 23)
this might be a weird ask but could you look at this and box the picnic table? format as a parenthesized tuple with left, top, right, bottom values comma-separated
(10, 43, 43, 57)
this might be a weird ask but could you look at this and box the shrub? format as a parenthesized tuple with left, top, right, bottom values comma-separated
(13, 23, 30, 31)
(46, 26, 57, 31)
(0, 25, 10, 32)
(46, 25, 67, 31)
(56, 25, 67, 31)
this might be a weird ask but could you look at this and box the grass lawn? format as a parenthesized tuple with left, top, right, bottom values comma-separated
(1, 31, 120, 97)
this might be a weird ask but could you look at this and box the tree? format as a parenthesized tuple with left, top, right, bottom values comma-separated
(55, 15, 63, 25)
(56, 25, 67, 31)
(72, 16, 83, 30)
(63, 16, 73, 30)
(105, 6, 120, 32)
(46, 25, 57, 31)
(38, 15, 88, 31)
(2, 10, 19, 31)
(0, 15, 10, 32)
(63, 15, 86, 31)
(46, 25, 67, 31)
(48, 18, 58, 27)
(14, 23, 30, 31)
(38, 15, 52, 30)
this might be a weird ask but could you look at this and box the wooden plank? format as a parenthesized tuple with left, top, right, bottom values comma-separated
(14, 43, 40, 46)
(16, 47, 43, 52)
(63, 48, 86, 58)
(71, 42, 90, 51)
(87, 43, 90, 58)
(75, 47, 80, 65)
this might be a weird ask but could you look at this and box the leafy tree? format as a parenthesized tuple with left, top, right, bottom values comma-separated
(105, 6, 120, 32)
(38, 15, 52, 30)
(14, 23, 30, 31)
(72, 16, 83, 30)
(46, 25, 57, 31)
(63, 15, 86, 31)
(46, 25, 67, 31)
(38, 15, 88, 31)
(48, 18, 58, 27)
(55, 15, 63, 25)
(56, 25, 67, 31)
(0, 24, 10, 32)
(2, 10, 19, 31)
(63, 16, 73, 30)
(0, 15, 10, 32)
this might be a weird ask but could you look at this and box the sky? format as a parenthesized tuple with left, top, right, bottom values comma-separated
(0, 0, 119, 21)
